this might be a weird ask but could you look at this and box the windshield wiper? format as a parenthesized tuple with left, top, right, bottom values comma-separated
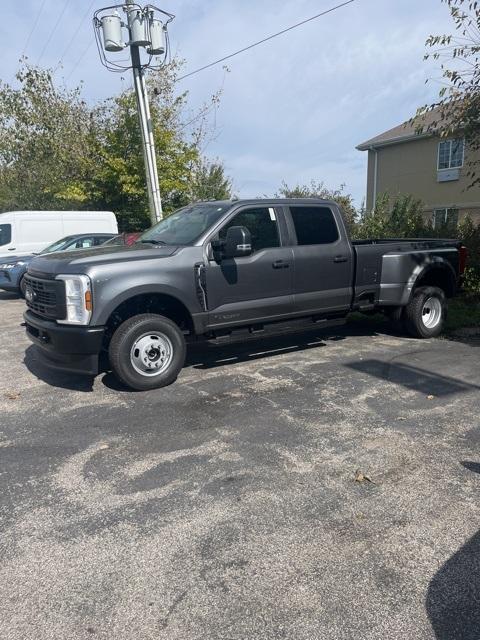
(140, 239, 167, 245)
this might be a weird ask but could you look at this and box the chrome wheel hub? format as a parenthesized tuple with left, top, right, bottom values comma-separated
(130, 333, 173, 377)
(422, 297, 442, 329)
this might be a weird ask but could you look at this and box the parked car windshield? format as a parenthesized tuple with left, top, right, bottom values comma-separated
(138, 203, 231, 246)
(39, 236, 76, 254)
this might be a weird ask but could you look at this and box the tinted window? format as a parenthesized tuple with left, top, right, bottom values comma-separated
(219, 208, 280, 252)
(0, 224, 12, 247)
(290, 206, 339, 245)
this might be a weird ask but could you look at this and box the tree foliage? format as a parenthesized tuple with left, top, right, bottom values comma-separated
(0, 61, 232, 230)
(417, 0, 480, 185)
(355, 193, 433, 238)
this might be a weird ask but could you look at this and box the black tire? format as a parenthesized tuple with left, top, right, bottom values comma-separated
(108, 313, 186, 391)
(19, 276, 27, 298)
(404, 286, 446, 339)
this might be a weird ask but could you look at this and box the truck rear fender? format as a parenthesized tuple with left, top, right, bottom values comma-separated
(408, 260, 457, 298)
(380, 254, 457, 306)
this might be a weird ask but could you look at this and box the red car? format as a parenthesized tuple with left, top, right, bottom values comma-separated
(102, 232, 141, 247)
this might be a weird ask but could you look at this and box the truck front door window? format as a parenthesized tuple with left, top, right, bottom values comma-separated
(0, 224, 12, 247)
(289, 206, 339, 245)
(219, 208, 280, 251)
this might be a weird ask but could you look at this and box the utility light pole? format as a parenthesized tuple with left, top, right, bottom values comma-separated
(93, 3, 175, 224)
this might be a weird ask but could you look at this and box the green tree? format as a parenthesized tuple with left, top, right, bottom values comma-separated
(417, 0, 480, 185)
(188, 159, 232, 202)
(275, 180, 357, 231)
(0, 60, 231, 231)
(0, 65, 93, 211)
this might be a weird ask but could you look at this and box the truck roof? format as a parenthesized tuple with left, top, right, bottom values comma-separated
(198, 198, 338, 207)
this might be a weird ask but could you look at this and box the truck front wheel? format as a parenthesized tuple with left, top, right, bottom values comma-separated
(404, 286, 446, 339)
(108, 313, 186, 390)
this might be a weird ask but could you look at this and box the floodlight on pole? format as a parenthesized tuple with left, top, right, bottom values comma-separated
(93, 3, 175, 224)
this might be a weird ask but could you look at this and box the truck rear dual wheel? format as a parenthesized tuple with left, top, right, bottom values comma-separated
(404, 286, 446, 339)
(108, 313, 186, 391)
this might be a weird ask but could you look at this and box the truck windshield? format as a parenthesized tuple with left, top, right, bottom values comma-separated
(138, 203, 231, 246)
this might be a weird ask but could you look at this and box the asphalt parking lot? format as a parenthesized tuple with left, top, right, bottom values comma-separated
(1, 291, 479, 640)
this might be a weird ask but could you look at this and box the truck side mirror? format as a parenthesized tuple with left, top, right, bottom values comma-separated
(212, 226, 253, 260)
(223, 226, 252, 259)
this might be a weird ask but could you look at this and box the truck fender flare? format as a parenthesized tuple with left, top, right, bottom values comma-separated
(403, 258, 457, 303)
(96, 284, 193, 326)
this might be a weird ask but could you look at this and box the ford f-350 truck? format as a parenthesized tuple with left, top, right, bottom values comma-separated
(23, 199, 466, 390)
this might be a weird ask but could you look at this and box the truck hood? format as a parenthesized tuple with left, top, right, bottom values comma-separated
(28, 243, 180, 276)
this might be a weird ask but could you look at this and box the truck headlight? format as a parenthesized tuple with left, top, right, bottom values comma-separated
(1, 262, 24, 269)
(56, 274, 92, 325)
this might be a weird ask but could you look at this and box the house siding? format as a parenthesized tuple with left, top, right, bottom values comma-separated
(365, 136, 480, 226)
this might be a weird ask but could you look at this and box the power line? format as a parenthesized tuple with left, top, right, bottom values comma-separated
(177, 0, 357, 82)
(19, 0, 49, 59)
(54, 0, 97, 72)
(37, 0, 71, 66)
(65, 40, 95, 82)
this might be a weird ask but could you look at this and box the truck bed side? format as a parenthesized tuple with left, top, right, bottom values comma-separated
(352, 239, 460, 309)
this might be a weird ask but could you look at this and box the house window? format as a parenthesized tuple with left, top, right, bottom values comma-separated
(438, 139, 464, 170)
(433, 208, 459, 228)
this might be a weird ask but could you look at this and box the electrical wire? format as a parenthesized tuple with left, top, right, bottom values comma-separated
(19, 0, 49, 59)
(37, 0, 72, 66)
(54, 0, 97, 72)
(65, 40, 95, 81)
(177, 0, 357, 81)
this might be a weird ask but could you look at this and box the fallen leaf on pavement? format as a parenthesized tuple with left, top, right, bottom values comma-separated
(355, 469, 374, 484)
(5, 392, 20, 400)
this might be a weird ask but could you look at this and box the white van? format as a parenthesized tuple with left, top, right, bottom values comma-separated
(0, 210, 118, 258)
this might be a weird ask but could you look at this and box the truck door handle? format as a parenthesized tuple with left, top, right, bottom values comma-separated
(8, 248, 16, 251)
(272, 260, 290, 269)
(333, 255, 348, 263)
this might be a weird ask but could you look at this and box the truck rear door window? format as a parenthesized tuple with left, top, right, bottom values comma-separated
(290, 206, 339, 245)
(0, 224, 11, 246)
(219, 208, 280, 252)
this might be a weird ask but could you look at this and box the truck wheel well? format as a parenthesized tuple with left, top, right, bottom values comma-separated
(105, 293, 194, 344)
(414, 267, 456, 298)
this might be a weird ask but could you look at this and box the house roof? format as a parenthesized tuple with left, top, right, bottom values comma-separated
(356, 107, 442, 151)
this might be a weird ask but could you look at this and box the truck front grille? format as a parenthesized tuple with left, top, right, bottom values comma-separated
(24, 275, 66, 320)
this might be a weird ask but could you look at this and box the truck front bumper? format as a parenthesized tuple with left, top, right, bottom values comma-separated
(24, 310, 105, 376)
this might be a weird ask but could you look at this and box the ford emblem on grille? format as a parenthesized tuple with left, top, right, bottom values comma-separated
(25, 287, 35, 303)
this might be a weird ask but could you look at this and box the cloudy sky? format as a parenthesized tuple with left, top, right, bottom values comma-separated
(3, 0, 454, 206)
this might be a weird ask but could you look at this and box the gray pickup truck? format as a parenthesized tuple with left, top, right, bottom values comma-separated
(23, 199, 466, 390)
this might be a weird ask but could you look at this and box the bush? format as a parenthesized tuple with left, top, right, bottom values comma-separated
(354, 194, 433, 239)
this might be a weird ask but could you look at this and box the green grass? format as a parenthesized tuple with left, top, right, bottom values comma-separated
(348, 296, 480, 335)
(445, 296, 480, 333)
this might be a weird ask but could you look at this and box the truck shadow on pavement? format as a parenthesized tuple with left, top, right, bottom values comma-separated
(426, 461, 480, 639)
(24, 345, 95, 392)
(345, 359, 480, 398)
(24, 322, 379, 392)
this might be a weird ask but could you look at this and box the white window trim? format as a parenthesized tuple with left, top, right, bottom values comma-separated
(437, 138, 465, 171)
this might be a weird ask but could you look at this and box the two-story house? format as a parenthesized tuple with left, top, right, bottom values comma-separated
(357, 108, 480, 227)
